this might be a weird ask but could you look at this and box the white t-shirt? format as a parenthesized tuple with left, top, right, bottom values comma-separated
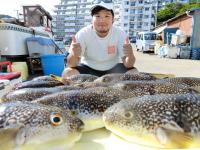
(73, 25, 127, 71)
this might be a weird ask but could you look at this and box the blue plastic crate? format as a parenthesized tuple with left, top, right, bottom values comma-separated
(41, 54, 65, 76)
(191, 48, 200, 60)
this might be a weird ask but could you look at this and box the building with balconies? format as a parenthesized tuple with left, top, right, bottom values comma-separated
(52, 0, 190, 42)
(115, 0, 190, 39)
(52, 0, 93, 43)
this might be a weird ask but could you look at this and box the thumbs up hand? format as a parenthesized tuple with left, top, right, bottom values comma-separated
(123, 37, 133, 57)
(70, 36, 82, 58)
(125, 36, 129, 45)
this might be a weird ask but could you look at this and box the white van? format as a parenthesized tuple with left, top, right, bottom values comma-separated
(136, 32, 157, 52)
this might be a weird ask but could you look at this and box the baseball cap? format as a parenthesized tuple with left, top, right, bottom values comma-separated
(91, 0, 114, 12)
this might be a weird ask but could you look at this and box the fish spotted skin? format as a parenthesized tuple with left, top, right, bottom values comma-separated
(1, 85, 83, 103)
(111, 80, 198, 96)
(13, 80, 64, 90)
(72, 81, 111, 89)
(94, 73, 156, 83)
(0, 101, 84, 150)
(32, 76, 59, 82)
(33, 87, 132, 131)
(1, 88, 55, 102)
(158, 77, 200, 88)
(103, 94, 200, 149)
(67, 74, 98, 83)
(33, 80, 197, 131)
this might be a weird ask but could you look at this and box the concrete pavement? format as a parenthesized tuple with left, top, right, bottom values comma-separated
(66, 44, 200, 77)
(133, 48, 200, 77)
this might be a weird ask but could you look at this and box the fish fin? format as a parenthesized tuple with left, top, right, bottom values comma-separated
(74, 83, 82, 87)
(0, 128, 21, 150)
(50, 74, 63, 82)
(50, 74, 71, 85)
(150, 73, 175, 79)
(191, 86, 200, 93)
(155, 122, 193, 148)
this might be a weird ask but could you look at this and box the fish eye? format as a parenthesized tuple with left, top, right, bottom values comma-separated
(50, 113, 63, 126)
(124, 111, 133, 119)
(102, 77, 109, 82)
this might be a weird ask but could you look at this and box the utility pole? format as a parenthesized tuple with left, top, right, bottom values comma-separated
(75, 3, 78, 32)
(14, 9, 19, 19)
(155, 0, 158, 28)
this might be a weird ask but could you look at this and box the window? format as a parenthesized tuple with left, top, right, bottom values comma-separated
(138, 10, 143, 13)
(144, 33, 156, 40)
(125, 8, 129, 12)
(144, 15, 149, 19)
(130, 16, 135, 21)
(124, 23, 128, 27)
(130, 2, 135, 6)
(130, 9, 135, 13)
(125, 1, 129, 5)
(124, 16, 128, 20)
(144, 22, 148, 26)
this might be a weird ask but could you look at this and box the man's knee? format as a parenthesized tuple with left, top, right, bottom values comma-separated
(62, 67, 80, 79)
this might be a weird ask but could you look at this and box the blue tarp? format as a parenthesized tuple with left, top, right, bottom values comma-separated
(26, 37, 54, 46)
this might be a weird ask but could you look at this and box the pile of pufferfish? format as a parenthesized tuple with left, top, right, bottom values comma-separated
(1, 69, 200, 150)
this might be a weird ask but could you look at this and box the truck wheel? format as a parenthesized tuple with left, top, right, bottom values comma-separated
(136, 46, 139, 51)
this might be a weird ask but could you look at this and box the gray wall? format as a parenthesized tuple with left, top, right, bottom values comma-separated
(192, 10, 200, 49)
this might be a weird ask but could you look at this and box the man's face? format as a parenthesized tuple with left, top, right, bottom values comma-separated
(92, 9, 114, 37)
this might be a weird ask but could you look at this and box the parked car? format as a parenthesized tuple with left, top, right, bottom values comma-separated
(129, 36, 136, 43)
(136, 32, 157, 52)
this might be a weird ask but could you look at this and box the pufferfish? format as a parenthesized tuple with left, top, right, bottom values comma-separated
(0, 101, 84, 150)
(103, 94, 200, 149)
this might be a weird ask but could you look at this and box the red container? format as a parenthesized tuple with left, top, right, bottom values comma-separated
(0, 72, 21, 80)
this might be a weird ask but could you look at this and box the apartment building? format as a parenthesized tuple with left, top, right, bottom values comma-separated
(52, 0, 93, 42)
(118, 0, 190, 39)
(53, 0, 190, 42)
(115, 0, 159, 38)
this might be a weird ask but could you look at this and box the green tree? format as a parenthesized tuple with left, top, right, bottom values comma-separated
(189, 0, 200, 3)
(157, 3, 184, 25)
(176, 2, 200, 16)
(156, 2, 200, 25)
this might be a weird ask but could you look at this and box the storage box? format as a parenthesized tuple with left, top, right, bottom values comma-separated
(179, 46, 191, 59)
(191, 48, 200, 60)
(12, 62, 28, 81)
(171, 34, 187, 45)
(166, 45, 180, 59)
(26, 37, 56, 56)
(0, 74, 22, 98)
(154, 41, 163, 55)
(0, 72, 21, 80)
(41, 54, 65, 76)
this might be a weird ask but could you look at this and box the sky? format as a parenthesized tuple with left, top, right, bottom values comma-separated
(0, 0, 60, 18)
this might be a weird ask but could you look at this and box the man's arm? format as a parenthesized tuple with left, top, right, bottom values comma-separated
(67, 36, 82, 67)
(67, 53, 81, 67)
(122, 38, 136, 68)
(122, 53, 135, 68)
